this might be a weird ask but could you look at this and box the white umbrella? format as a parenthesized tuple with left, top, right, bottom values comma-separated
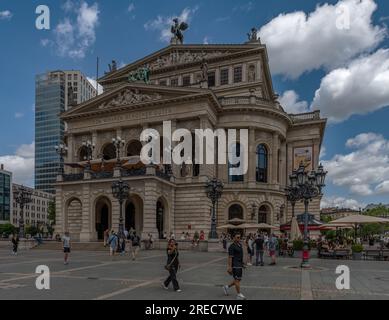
(329, 215, 389, 225)
(217, 224, 243, 230)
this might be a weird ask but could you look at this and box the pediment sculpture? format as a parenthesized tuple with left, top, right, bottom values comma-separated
(98, 89, 162, 109)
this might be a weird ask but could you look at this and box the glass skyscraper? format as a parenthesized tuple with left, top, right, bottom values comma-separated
(35, 71, 66, 194)
(35, 71, 97, 194)
(0, 164, 12, 224)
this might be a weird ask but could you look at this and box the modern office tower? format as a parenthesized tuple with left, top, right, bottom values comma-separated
(35, 70, 97, 193)
(0, 164, 12, 224)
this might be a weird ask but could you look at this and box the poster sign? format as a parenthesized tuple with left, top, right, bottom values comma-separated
(293, 146, 313, 171)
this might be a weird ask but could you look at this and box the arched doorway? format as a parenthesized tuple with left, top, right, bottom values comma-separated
(102, 143, 116, 160)
(228, 204, 244, 221)
(95, 197, 111, 240)
(127, 140, 142, 157)
(258, 205, 269, 224)
(125, 195, 143, 234)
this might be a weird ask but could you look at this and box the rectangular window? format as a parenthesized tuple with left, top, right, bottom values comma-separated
(170, 78, 179, 87)
(183, 75, 191, 87)
(67, 74, 71, 80)
(220, 69, 229, 85)
(207, 72, 216, 87)
(159, 80, 167, 86)
(233, 66, 242, 83)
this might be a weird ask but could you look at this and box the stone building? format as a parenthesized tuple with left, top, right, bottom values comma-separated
(55, 33, 326, 242)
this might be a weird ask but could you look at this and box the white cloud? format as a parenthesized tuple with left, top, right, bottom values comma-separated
(53, 1, 99, 59)
(234, 2, 254, 13)
(323, 133, 389, 196)
(203, 36, 210, 45)
(144, 6, 198, 43)
(0, 142, 35, 186)
(312, 49, 389, 123)
(14, 112, 24, 119)
(321, 196, 365, 210)
(279, 90, 309, 114)
(0, 10, 12, 20)
(87, 77, 103, 95)
(319, 146, 327, 160)
(259, 0, 386, 78)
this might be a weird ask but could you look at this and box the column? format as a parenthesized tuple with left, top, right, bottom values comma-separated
(142, 180, 159, 238)
(272, 133, 279, 184)
(248, 127, 256, 187)
(66, 134, 74, 174)
(92, 130, 98, 159)
(80, 184, 92, 241)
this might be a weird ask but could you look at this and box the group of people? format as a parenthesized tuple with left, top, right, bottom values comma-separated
(105, 229, 142, 260)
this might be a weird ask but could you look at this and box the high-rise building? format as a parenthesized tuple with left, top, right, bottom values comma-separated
(0, 164, 12, 224)
(35, 70, 97, 193)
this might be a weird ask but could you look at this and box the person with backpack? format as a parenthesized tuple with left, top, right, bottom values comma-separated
(130, 231, 141, 260)
(162, 239, 181, 292)
(108, 230, 118, 259)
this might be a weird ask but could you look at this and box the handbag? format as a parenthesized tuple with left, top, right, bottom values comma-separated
(165, 249, 178, 271)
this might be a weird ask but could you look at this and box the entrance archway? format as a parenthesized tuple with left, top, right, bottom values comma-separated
(125, 195, 143, 234)
(95, 197, 111, 240)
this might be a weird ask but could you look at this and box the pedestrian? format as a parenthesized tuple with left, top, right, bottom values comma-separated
(255, 233, 265, 266)
(103, 228, 109, 247)
(108, 230, 118, 259)
(119, 236, 126, 256)
(11, 234, 19, 256)
(246, 234, 254, 266)
(268, 233, 277, 265)
(222, 233, 227, 251)
(162, 239, 181, 292)
(223, 233, 246, 300)
(130, 231, 141, 260)
(62, 231, 71, 265)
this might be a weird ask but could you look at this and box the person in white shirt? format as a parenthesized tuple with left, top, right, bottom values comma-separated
(62, 232, 71, 265)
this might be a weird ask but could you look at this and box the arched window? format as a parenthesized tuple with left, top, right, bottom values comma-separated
(79, 146, 88, 162)
(127, 140, 142, 157)
(228, 143, 244, 182)
(102, 143, 116, 160)
(258, 205, 268, 224)
(228, 204, 244, 221)
(256, 144, 268, 183)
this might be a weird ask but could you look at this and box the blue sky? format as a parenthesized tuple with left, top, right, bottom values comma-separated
(0, 0, 388, 209)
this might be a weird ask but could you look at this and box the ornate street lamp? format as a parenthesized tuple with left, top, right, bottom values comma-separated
(286, 162, 327, 268)
(13, 185, 33, 239)
(112, 137, 125, 167)
(55, 143, 68, 175)
(205, 178, 224, 239)
(82, 140, 95, 171)
(111, 178, 130, 238)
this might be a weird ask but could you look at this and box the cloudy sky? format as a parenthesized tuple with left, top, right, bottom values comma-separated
(0, 0, 388, 210)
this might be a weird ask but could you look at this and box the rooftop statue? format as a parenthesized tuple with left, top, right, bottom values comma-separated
(170, 18, 189, 44)
(247, 27, 259, 42)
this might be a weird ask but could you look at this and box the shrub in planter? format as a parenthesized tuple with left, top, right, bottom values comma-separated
(352, 244, 364, 260)
(293, 239, 304, 251)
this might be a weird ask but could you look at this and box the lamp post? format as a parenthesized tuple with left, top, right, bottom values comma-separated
(13, 185, 33, 239)
(82, 140, 95, 171)
(112, 137, 125, 167)
(286, 162, 327, 268)
(205, 178, 224, 239)
(111, 179, 130, 238)
(55, 143, 68, 175)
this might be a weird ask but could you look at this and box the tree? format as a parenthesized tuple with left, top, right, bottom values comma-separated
(365, 205, 389, 217)
(48, 201, 56, 225)
(0, 223, 16, 237)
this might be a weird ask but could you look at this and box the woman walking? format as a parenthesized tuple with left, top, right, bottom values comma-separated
(162, 239, 181, 292)
(11, 234, 19, 255)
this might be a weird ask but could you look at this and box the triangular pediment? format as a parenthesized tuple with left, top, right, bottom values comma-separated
(62, 83, 219, 120)
(99, 43, 263, 84)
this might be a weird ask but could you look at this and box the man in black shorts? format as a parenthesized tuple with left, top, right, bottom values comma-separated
(223, 233, 246, 300)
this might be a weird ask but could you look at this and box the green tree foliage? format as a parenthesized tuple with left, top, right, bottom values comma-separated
(48, 201, 56, 224)
(365, 205, 389, 217)
(0, 223, 16, 236)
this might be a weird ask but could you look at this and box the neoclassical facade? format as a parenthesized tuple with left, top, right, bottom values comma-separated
(55, 36, 326, 242)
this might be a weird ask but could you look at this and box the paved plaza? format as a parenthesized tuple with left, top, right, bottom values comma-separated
(0, 247, 388, 300)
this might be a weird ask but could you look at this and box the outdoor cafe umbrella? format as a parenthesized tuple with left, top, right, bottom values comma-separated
(228, 218, 246, 224)
(216, 224, 243, 230)
(290, 216, 302, 241)
(329, 215, 389, 239)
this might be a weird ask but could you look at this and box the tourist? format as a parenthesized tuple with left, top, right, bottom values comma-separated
(199, 230, 205, 241)
(222, 233, 227, 251)
(268, 233, 277, 265)
(180, 232, 186, 240)
(119, 236, 126, 256)
(108, 230, 118, 258)
(162, 239, 181, 292)
(255, 233, 265, 266)
(11, 234, 19, 256)
(130, 231, 141, 260)
(223, 233, 246, 300)
(163, 231, 167, 239)
(103, 228, 109, 247)
(124, 228, 129, 240)
(148, 233, 154, 249)
(62, 232, 71, 265)
(246, 234, 254, 266)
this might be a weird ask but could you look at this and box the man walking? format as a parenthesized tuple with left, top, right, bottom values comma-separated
(223, 233, 246, 300)
(130, 231, 141, 260)
(255, 233, 265, 266)
(108, 230, 118, 259)
(268, 233, 277, 265)
(62, 232, 71, 265)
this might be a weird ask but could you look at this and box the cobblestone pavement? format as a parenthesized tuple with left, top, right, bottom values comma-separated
(0, 248, 388, 300)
